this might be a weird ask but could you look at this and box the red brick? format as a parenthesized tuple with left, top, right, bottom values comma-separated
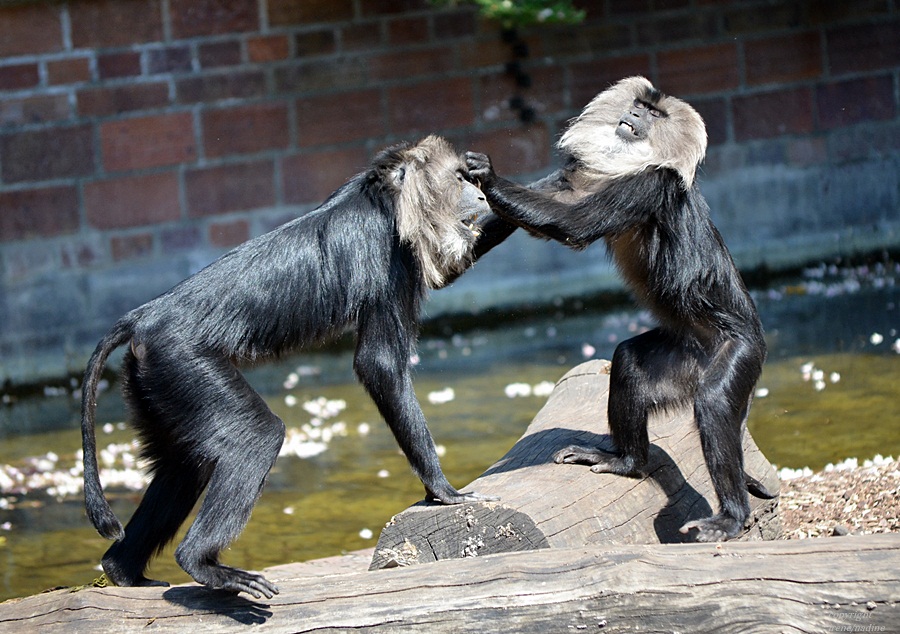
(0, 63, 40, 91)
(170, 0, 258, 38)
(186, 161, 276, 216)
(636, 11, 717, 46)
(147, 46, 193, 74)
(388, 77, 474, 135)
(46, 57, 92, 86)
(462, 125, 551, 176)
(0, 124, 94, 183)
(360, 0, 429, 17)
(724, 4, 802, 34)
(570, 55, 653, 107)
(609, 0, 651, 14)
(745, 32, 822, 86)
(199, 40, 243, 68)
(658, 43, 739, 95)
(459, 38, 517, 70)
(70, 0, 163, 48)
(0, 186, 79, 242)
(282, 148, 368, 204)
(538, 23, 629, 58)
(209, 219, 249, 247)
(574, 0, 607, 18)
(275, 59, 366, 94)
(296, 89, 384, 147)
(340, 24, 383, 51)
(654, 0, 690, 9)
(389, 17, 431, 45)
(808, 0, 890, 25)
(0, 4, 63, 56)
(433, 10, 477, 39)
(690, 97, 728, 146)
(202, 102, 289, 158)
(84, 172, 181, 229)
(827, 21, 900, 75)
(177, 70, 267, 103)
(294, 29, 338, 57)
(98, 51, 143, 79)
(101, 113, 196, 171)
(370, 46, 456, 81)
(78, 83, 170, 117)
(0, 95, 70, 126)
(247, 35, 290, 63)
(733, 88, 814, 141)
(816, 76, 895, 130)
(268, 0, 354, 25)
(111, 233, 155, 261)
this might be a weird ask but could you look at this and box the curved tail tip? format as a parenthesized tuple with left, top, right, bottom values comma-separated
(746, 473, 777, 499)
(89, 511, 125, 541)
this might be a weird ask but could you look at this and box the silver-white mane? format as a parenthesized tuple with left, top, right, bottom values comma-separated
(558, 76, 707, 189)
(393, 135, 475, 289)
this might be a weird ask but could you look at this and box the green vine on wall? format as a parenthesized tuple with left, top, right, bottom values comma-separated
(431, 0, 585, 28)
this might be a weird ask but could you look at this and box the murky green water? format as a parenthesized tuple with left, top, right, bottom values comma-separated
(1, 262, 897, 600)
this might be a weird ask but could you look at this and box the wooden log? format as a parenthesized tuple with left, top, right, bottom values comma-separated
(2, 534, 898, 632)
(371, 360, 780, 569)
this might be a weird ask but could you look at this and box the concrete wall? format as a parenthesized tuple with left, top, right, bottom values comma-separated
(1, 0, 898, 384)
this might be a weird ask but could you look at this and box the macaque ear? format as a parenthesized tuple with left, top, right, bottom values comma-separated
(391, 165, 407, 187)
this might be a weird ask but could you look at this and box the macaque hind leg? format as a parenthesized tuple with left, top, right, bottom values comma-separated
(101, 348, 210, 588)
(680, 338, 761, 542)
(166, 353, 285, 599)
(175, 454, 282, 599)
(101, 463, 208, 588)
(555, 329, 693, 478)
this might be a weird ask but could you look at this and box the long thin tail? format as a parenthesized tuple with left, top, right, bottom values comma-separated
(81, 318, 133, 540)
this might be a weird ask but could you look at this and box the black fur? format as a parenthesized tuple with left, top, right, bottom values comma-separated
(81, 139, 514, 598)
(466, 152, 772, 543)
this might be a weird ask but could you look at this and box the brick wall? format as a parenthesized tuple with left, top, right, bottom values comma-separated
(1, 0, 898, 384)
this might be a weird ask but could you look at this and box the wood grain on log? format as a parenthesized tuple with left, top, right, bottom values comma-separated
(371, 360, 780, 569)
(3, 535, 897, 633)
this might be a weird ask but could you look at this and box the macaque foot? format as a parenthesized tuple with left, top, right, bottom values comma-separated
(105, 574, 169, 588)
(180, 559, 279, 599)
(426, 487, 499, 505)
(679, 513, 743, 542)
(101, 558, 170, 588)
(553, 445, 644, 477)
(554, 444, 610, 465)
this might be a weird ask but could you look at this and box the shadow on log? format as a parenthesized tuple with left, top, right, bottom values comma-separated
(371, 359, 780, 569)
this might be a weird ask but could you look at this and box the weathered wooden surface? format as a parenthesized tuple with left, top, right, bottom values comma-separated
(372, 360, 780, 569)
(2, 534, 897, 633)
